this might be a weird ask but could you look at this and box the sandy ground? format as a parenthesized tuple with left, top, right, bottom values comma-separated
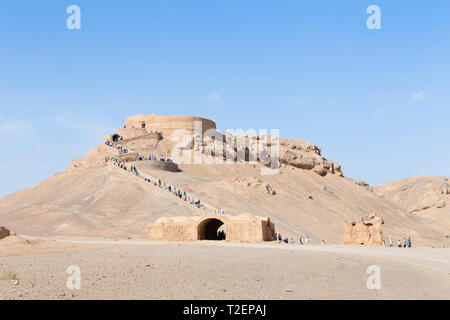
(0, 237, 449, 300)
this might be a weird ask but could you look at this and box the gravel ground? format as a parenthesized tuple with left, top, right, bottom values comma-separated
(0, 240, 449, 300)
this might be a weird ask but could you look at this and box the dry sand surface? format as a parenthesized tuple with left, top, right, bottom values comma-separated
(0, 235, 98, 258)
(0, 238, 449, 300)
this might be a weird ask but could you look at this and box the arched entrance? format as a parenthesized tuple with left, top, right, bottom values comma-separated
(112, 134, 121, 142)
(197, 218, 226, 240)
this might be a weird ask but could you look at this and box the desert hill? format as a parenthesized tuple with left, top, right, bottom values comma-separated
(0, 114, 449, 247)
(376, 177, 449, 213)
(375, 177, 450, 243)
(0, 163, 201, 238)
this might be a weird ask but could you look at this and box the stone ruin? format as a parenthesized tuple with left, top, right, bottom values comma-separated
(343, 214, 384, 246)
(106, 114, 217, 141)
(102, 113, 343, 177)
(146, 213, 276, 243)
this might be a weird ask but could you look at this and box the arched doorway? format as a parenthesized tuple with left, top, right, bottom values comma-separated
(197, 218, 226, 240)
(112, 134, 121, 142)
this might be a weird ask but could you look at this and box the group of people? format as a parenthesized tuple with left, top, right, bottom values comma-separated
(107, 142, 226, 215)
(111, 156, 128, 171)
(130, 165, 204, 208)
(274, 233, 413, 248)
(135, 155, 174, 162)
(110, 157, 223, 214)
(167, 184, 203, 208)
(143, 175, 224, 214)
(213, 208, 225, 215)
(217, 230, 226, 240)
(386, 237, 412, 248)
(277, 233, 314, 245)
(105, 141, 129, 154)
(130, 165, 140, 176)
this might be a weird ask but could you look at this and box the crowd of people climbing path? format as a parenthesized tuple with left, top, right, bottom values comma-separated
(105, 141, 129, 154)
(135, 155, 174, 162)
(106, 140, 177, 163)
(110, 155, 225, 215)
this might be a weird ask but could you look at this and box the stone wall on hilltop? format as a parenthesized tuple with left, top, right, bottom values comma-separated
(124, 114, 217, 137)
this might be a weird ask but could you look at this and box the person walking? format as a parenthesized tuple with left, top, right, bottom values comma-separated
(389, 237, 393, 247)
(305, 235, 310, 245)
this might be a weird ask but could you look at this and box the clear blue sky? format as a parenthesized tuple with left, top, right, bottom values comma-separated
(1, 0, 449, 198)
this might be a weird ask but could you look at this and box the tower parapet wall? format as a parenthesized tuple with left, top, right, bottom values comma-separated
(125, 114, 216, 137)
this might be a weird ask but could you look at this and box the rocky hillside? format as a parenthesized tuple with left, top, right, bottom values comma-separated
(1, 132, 449, 247)
(375, 177, 449, 213)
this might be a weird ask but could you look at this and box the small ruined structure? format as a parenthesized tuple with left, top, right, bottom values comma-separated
(146, 213, 276, 243)
(343, 214, 384, 246)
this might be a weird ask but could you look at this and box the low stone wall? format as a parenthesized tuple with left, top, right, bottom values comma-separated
(116, 128, 148, 140)
(136, 160, 179, 172)
(104, 131, 162, 143)
(117, 132, 162, 144)
(119, 153, 139, 162)
(148, 219, 198, 241)
(125, 114, 217, 137)
(105, 152, 139, 163)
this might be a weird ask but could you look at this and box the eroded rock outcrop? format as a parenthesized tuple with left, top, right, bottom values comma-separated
(406, 191, 447, 213)
(200, 135, 343, 177)
(344, 214, 384, 246)
(440, 181, 450, 195)
(231, 177, 277, 195)
(278, 139, 343, 177)
(375, 177, 449, 213)
(354, 180, 374, 192)
(0, 227, 11, 240)
(173, 132, 343, 177)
